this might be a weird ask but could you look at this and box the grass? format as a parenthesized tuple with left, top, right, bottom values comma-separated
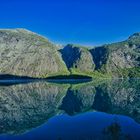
(44, 67, 140, 79)
(46, 74, 92, 79)
(69, 68, 112, 79)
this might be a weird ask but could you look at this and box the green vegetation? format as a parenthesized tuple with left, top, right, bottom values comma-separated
(0, 29, 139, 79)
(70, 68, 112, 79)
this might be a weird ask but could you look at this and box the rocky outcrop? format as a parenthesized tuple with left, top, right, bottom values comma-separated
(90, 33, 140, 77)
(59, 44, 95, 73)
(0, 29, 68, 78)
(0, 29, 139, 78)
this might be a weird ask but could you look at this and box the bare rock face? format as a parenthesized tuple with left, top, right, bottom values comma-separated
(59, 44, 95, 73)
(106, 44, 140, 71)
(90, 33, 140, 77)
(0, 29, 139, 78)
(0, 29, 68, 77)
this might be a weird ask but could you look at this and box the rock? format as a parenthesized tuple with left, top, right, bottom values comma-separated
(59, 44, 95, 73)
(0, 29, 139, 78)
(0, 29, 68, 78)
(90, 34, 140, 77)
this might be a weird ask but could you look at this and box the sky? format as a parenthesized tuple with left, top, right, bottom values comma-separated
(0, 0, 140, 46)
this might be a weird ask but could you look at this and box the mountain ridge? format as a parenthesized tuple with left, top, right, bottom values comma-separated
(0, 28, 139, 78)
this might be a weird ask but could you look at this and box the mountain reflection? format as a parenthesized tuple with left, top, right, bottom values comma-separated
(0, 82, 69, 134)
(0, 79, 140, 135)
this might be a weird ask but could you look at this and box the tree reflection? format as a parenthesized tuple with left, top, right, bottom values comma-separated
(102, 121, 133, 140)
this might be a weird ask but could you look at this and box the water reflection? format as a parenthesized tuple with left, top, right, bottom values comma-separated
(0, 82, 69, 134)
(0, 79, 140, 139)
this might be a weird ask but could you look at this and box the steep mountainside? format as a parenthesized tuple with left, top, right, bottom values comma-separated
(0, 29, 139, 78)
(0, 29, 68, 78)
(90, 33, 140, 77)
(59, 44, 95, 74)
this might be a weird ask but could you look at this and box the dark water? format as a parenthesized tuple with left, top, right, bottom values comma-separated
(0, 79, 140, 140)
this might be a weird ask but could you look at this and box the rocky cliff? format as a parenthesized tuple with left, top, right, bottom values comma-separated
(90, 33, 140, 77)
(0, 29, 139, 78)
(0, 29, 68, 78)
(59, 44, 95, 74)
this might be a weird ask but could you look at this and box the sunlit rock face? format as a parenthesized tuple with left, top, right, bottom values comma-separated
(90, 34, 140, 77)
(0, 82, 68, 134)
(59, 44, 95, 73)
(0, 29, 68, 77)
(0, 29, 140, 78)
(0, 79, 140, 135)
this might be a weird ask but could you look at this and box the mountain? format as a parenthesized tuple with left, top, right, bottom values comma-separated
(90, 33, 140, 77)
(0, 29, 69, 78)
(0, 28, 139, 78)
(59, 44, 95, 74)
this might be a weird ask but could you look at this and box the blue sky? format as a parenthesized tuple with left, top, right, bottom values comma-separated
(0, 0, 140, 46)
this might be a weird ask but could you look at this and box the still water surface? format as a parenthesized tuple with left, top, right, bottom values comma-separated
(0, 79, 140, 140)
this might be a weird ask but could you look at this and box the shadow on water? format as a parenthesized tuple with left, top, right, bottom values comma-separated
(0, 78, 140, 139)
(0, 74, 92, 85)
(45, 74, 92, 84)
(0, 74, 39, 86)
(0, 74, 38, 80)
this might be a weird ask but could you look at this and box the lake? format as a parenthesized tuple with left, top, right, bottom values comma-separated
(0, 79, 140, 140)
